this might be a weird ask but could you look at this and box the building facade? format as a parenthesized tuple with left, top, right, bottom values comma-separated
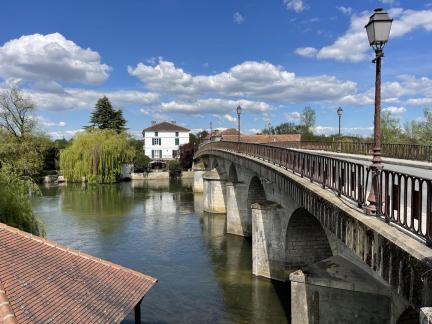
(142, 121, 190, 160)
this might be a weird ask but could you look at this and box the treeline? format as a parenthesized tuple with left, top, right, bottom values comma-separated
(262, 106, 432, 145)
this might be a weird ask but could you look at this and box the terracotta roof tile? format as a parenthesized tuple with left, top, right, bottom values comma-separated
(0, 223, 157, 323)
(143, 121, 190, 132)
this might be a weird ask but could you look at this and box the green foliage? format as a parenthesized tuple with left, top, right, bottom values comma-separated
(168, 160, 182, 178)
(89, 96, 127, 131)
(60, 129, 135, 183)
(196, 130, 209, 143)
(404, 108, 432, 145)
(0, 163, 45, 236)
(0, 131, 52, 176)
(189, 133, 197, 144)
(134, 151, 151, 172)
(179, 143, 195, 170)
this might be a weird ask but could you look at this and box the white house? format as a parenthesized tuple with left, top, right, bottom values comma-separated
(142, 121, 190, 160)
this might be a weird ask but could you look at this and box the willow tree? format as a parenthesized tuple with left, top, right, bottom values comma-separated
(0, 163, 45, 236)
(60, 130, 135, 183)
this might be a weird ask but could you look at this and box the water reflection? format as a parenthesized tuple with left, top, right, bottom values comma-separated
(32, 180, 290, 323)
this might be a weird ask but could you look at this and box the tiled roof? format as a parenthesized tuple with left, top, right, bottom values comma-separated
(143, 121, 190, 132)
(222, 134, 301, 143)
(221, 128, 239, 136)
(0, 223, 157, 324)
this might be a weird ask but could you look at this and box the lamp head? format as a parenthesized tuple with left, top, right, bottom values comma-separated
(365, 8, 393, 50)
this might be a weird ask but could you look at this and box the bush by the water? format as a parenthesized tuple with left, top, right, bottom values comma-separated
(60, 129, 135, 183)
(168, 160, 182, 178)
(0, 163, 45, 236)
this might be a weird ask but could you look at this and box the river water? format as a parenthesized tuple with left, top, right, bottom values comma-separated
(31, 179, 290, 324)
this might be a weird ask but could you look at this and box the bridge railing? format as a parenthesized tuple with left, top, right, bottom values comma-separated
(197, 141, 432, 246)
(268, 141, 432, 162)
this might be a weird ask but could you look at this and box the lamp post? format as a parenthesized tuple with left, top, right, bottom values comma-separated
(236, 105, 242, 151)
(209, 121, 213, 142)
(364, 8, 393, 215)
(337, 107, 343, 152)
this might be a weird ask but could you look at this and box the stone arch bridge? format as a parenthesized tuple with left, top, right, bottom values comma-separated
(194, 141, 432, 324)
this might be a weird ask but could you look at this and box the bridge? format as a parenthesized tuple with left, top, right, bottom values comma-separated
(194, 141, 432, 324)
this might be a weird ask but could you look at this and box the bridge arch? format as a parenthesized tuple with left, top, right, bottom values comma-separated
(247, 176, 267, 220)
(285, 208, 332, 269)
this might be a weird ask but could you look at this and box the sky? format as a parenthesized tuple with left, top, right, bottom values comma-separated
(1, 0, 432, 139)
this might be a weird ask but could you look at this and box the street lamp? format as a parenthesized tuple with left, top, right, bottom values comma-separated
(337, 107, 343, 152)
(365, 8, 393, 215)
(209, 121, 213, 142)
(236, 105, 242, 143)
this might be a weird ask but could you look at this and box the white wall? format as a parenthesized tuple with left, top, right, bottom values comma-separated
(144, 131, 189, 159)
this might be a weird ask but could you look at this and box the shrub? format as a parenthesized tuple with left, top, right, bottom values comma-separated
(168, 160, 182, 178)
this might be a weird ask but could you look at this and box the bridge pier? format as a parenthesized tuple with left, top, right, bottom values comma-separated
(252, 201, 287, 282)
(226, 181, 250, 236)
(193, 166, 205, 193)
(289, 255, 391, 324)
(203, 170, 226, 213)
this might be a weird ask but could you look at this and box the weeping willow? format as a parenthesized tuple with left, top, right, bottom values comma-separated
(60, 130, 135, 184)
(0, 163, 45, 236)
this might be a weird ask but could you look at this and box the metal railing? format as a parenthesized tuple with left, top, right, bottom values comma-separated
(197, 141, 432, 246)
(269, 141, 432, 162)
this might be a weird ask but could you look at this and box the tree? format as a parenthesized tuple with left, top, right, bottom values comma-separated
(0, 163, 45, 236)
(60, 129, 135, 183)
(196, 130, 209, 143)
(263, 122, 299, 135)
(89, 96, 126, 131)
(0, 87, 35, 138)
(300, 106, 316, 132)
(405, 108, 432, 145)
(179, 143, 196, 170)
(0, 130, 52, 176)
(168, 160, 182, 178)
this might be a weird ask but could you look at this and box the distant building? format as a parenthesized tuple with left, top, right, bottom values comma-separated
(142, 121, 190, 160)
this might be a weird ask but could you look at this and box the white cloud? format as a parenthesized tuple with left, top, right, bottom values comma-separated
(336, 6, 352, 15)
(295, 9, 432, 62)
(223, 114, 237, 123)
(284, 0, 307, 13)
(233, 12, 245, 24)
(247, 128, 261, 134)
(27, 88, 159, 111)
(0, 33, 110, 84)
(35, 116, 66, 127)
(383, 106, 406, 114)
(48, 129, 84, 140)
(285, 111, 301, 121)
(128, 59, 357, 103)
(158, 98, 271, 115)
(294, 47, 318, 57)
(313, 126, 373, 136)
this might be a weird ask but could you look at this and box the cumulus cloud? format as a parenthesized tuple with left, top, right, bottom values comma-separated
(284, 0, 307, 13)
(383, 106, 406, 114)
(0, 33, 110, 84)
(336, 6, 352, 15)
(313, 126, 373, 136)
(285, 111, 301, 121)
(294, 47, 317, 57)
(48, 129, 84, 140)
(158, 98, 271, 115)
(294, 9, 432, 62)
(223, 114, 237, 123)
(27, 88, 159, 111)
(36, 116, 67, 127)
(233, 12, 245, 24)
(128, 59, 357, 103)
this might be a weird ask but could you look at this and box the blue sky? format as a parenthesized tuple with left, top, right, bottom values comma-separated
(1, 0, 432, 138)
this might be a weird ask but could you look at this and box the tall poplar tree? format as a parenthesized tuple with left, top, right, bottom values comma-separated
(89, 96, 126, 131)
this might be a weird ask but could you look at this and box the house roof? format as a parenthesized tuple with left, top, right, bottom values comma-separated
(0, 223, 157, 324)
(143, 121, 189, 132)
(222, 134, 301, 143)
(221, 128, 240, 136)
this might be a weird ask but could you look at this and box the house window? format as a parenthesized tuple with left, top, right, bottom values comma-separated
(152, 150, 162, 159)
(152, 138, 161, 145)
(155, 131, 158, 137)
(175, 138, 179, 145)
(175, 132, 179, 137)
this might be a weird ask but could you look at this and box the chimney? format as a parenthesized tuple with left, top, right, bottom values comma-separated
(151, 120, 156, 125)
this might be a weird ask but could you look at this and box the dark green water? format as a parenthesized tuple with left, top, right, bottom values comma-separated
(31, 179, 290, 324)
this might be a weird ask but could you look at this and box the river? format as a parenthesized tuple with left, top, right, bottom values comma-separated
(31, 179, 290, 324)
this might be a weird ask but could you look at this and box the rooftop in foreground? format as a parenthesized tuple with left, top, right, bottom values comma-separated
(0, 223, 157, 323)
